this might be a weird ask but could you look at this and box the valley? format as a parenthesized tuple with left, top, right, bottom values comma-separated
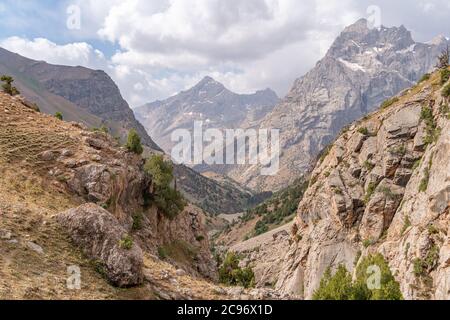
(0, 16, 449, 301)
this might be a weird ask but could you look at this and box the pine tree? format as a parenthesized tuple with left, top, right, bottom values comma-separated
(126, 129, 144, 155)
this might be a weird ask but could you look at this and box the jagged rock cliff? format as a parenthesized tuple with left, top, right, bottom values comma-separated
(275, 70, 449, 300)
(228, 19, 449, 192)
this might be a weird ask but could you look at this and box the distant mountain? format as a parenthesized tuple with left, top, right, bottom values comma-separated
(226, 19, 450, 191)
(0, 47, 161, 151)
(135, 76, 279, 154)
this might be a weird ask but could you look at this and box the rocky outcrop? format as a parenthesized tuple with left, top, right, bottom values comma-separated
(226, 19, 449, 192)
(58, 203, 144, 287)
(275, 71, 449, 300)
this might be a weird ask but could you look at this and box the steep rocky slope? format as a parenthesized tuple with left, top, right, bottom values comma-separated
(0, 93, 219, 299)
(135, 76, 279, 155)
(273, 70, 449, 300)
(227, 19, 449, 192)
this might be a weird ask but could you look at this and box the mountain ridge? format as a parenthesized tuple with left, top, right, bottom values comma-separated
(225, 19, 450, 191)
(135, 76, 279, 154)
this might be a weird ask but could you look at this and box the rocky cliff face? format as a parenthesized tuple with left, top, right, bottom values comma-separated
(275, 70, 449, 300)
(135, 76, 279, 155)
(228, 19, 449, 192)
(0, 92, 216, 288)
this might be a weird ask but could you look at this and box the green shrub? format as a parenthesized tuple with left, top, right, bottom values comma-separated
(158, 246, 168, 260)
(144, 155, 186, 219)
(413, 258, 425, 277)
(442, 83, 450, 98)
(363, 239, 374, 248)
(401, 216, 411, 235)
(1, 75, 20, 96)
(419, 167, 430, 193)
(54, 112, 63, 120)
(314, 255, 403, 300)
(126, 129, 143, 155)
(420, 105, 441, 145)
(439, 103, 450, 119)
(93, 125, 109, 134)
(381, 97, 399, 110)
(313, 265, 355, 300)
(379, 186, 396, 200)
(254, 220, 269, 236)
(132, 213, 143, 231)
(353, 254, 403, 300)
(363, 160, 375, 171)
(364, 182, 377, 204)
(219, 252, 255, 289)
(357, 127, 369, 136)
(318, 144, 332, 164)
(389, 144, 407, 156)
(119, 235, 133, 250)
(440, 68, 450, 85)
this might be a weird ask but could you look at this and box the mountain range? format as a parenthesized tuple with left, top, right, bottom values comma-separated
(135, 76, 279, 155)
(0, 47, 259, 215)
(135, 19, 449, 192)
(228, 19, 450, 191)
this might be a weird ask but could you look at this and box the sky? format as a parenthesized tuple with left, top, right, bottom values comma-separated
(0, 0, 449, 107)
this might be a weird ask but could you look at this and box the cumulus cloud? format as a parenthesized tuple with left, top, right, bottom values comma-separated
(2, 0, 450, 107)
(0, 36, 107, 69)
(91, 0, 361, 104)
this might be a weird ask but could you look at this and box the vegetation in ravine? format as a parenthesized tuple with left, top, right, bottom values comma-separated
(219, 252, 255, 289)
(313, 254, 403, 300)
(237, 177, 308, 237)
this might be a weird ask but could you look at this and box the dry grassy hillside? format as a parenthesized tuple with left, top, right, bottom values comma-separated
(0, 93, 291, 300)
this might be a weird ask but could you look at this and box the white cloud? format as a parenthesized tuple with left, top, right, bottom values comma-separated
(3, 0, 450, 107)
(0, 36, 107, 69)
(92, 0, 361, 105)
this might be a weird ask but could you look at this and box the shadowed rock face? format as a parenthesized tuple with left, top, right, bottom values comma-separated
(135, 76, 279, 155)
(226, 19, 450, 192)
(275, 70, 450, 300)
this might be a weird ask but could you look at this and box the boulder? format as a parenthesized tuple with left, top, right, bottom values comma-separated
(57, 203, 144, 287)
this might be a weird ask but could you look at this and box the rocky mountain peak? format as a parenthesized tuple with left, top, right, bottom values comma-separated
(192, 76, 226, 93)
(327, 20, 415, 60)
(225, 21, 449, 192)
